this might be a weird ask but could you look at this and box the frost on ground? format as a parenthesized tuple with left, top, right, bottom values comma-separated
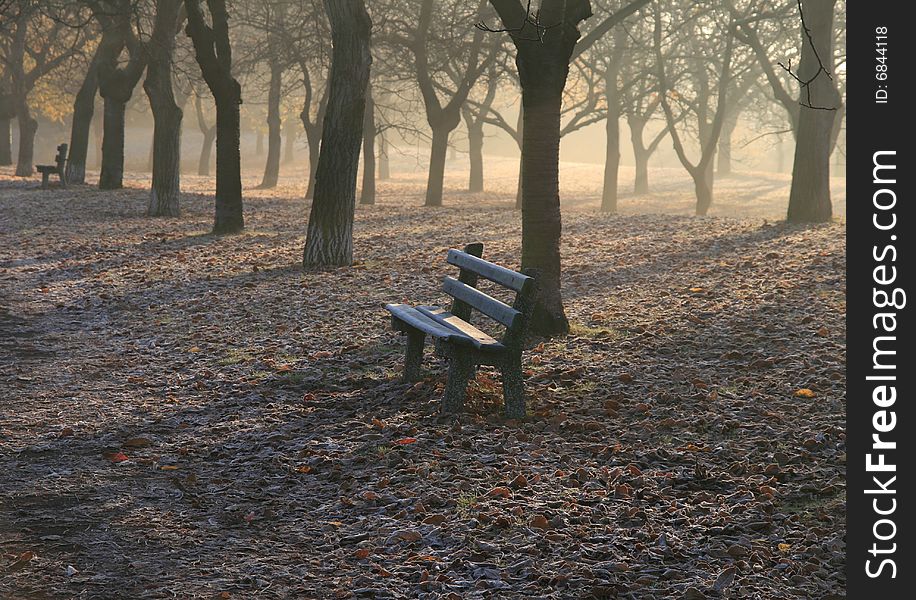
(1, 157, 845, 598)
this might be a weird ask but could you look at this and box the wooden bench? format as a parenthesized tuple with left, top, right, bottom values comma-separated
(36, 143, 68, 189)
(385, 243, 538, 418)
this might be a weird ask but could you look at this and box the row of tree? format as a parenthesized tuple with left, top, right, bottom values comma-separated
(1, 0, 845, 335)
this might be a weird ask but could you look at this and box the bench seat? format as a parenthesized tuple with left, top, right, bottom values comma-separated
(385, 303, 504, 351)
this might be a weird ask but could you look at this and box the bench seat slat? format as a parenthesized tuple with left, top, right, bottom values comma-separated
(385, 303, 478, 348)
(416, 306, 504, 351)
(442, 276, 520, 329)
(447, 249, 532, 293)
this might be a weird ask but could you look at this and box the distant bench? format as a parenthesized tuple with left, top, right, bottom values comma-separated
(36, 143, 68, 189)
(384, 243, 538, 418)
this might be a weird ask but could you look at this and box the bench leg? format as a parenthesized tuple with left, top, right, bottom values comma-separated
(41, 173, 50, 189)
(501, 353, 526, 419)
(442, 351, 475, 414)
(403, 330, 425, 383)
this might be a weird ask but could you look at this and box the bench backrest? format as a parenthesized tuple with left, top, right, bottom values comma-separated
(443, 243, 537, 349)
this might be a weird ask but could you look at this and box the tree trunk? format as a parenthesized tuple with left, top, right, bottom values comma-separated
(185, 0, 245, 233)
(378, 131, 390, 180)
(424, 126, 450, 207)
(302, 0, 372, 267)
(514, 106, 524, 208)
(258, 61, 283, 189)
(98, 97, 126, 188)
(467, 120, 484, 193)
(14, 99, 37, 177)
(0, 93, 15, 166)
(520, 91, 568, 335)
(199, 126, 216, 176)
(627, 116, 650, 194)
(717, 112, 738, 177)
(93, 102, 103, 169)
(283, 113, 296, 164)
(693, 161, 714, 216)
(66, 58, 99, 183)
(787, 0, 839, 223)
(144, 0, 183, 217)
(255, 130, 264, 156)
(213, 89, 244, 233)
(359, 83, 376, 205)
(304, 126, 321, 199)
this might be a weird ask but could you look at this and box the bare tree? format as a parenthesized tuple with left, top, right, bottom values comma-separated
(185, 0, 244, 234)
(0, 0, 87, 176)
(144, 0, 185, 216)
(302, 0, 372, 266)
(485, 0, 651, 335)
(654, 2, 735, 216)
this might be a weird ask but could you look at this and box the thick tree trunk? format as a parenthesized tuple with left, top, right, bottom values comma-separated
(467, 120, 484, 193)
(359, 84, 376, 205)
(14, 100, 37, 177)
(213, 90, 244, 233)
(66, 58, 99, 184)
(99, 97, 126, 189)
(520, 92, 568, 335)
(0, 117, 11, 165)
(424, 126, 450, 207)
(93, 103, 103, 169)
(144, 0, 183, 217)
(378, 131, 390, 180)
(514, 106, 524, 208)
(258, 61, 283, 189)
(787, 0, 839, 223)
(303, 0, 372, 267)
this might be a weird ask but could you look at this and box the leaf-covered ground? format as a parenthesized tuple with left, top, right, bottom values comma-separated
(1, 158, 845, 598)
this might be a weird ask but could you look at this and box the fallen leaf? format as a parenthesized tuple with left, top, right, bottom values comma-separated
(794, 388, 816, 398)
(712, 566, 736, 592)
(394, 437, 417, 445)
(529, 514, 550, 529)
(778, 543, 791, 553)
(189, 346, 201, 353)
(104, 452, 129, 463)
(123, 437, 151, 448)
(59, 427, 74, 438)
(487, 486, 512, 499)
(160, 465, 179, 471)
(354, 549, 370, 559)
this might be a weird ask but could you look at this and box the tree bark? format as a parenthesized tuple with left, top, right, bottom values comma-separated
(14, 100, 37, 177)
(258, 60, 283, 189)
(693, 160, 714, 216)
(195, 94, 216, 176)
(424, 125, 450, 207)
(359, 83, 376, 205)
(303, 0, 372, 267)
(787, 0, 839, 223)
(144, 0, 183, 217)
(467, 119, 484, 193)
